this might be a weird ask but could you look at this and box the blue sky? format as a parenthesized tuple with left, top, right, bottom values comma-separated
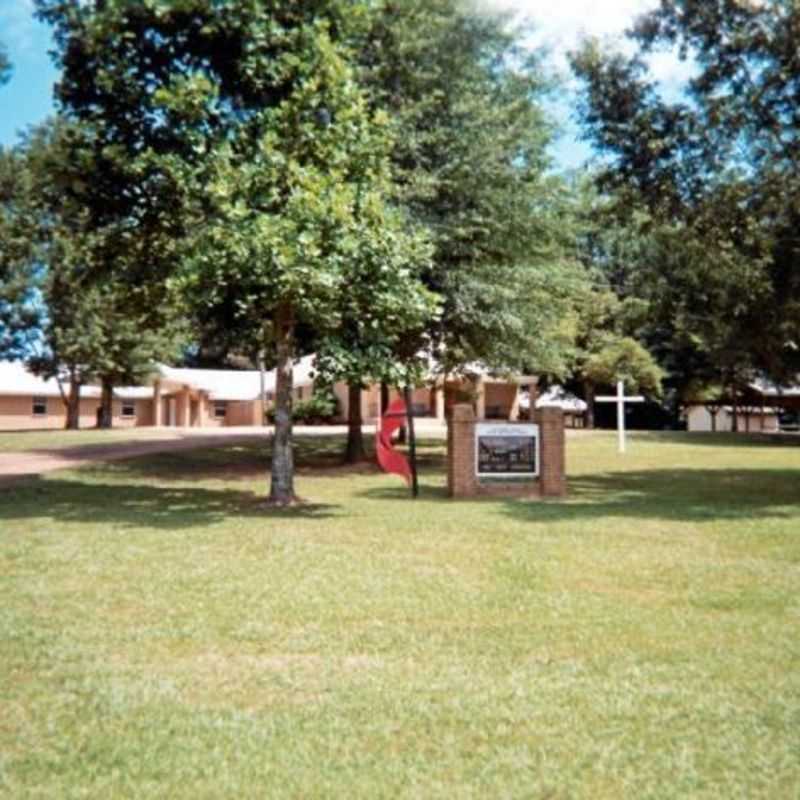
(0, 1, 59, 146)
(0, 0, 691, 170)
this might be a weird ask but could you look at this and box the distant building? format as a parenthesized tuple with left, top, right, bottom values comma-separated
(684, 379, 800, 433)
(0, 361, 153, 430)
(0, 358, 537, 430)
(535, 386, 587, 428)
(685, 405, 780, 433)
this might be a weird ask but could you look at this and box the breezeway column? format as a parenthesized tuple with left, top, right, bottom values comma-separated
(474, 377, 486, 420)
(153, 380, 162, 426)
(434, 384, 446, 421)
(509, 385, 521, 421)
(196, 394, 206, 428)
(178, 388, 191, 428)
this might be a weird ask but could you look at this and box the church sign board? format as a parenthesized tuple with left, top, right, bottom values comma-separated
(448, 404, 565, 499)
(475, 423, 539, 478)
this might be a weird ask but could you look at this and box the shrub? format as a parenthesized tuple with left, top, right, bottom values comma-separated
(268, 390, 339, 425)
(294, 391, 338, 424)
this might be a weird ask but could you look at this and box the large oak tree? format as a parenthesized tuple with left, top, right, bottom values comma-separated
(37, 0, 435, 501)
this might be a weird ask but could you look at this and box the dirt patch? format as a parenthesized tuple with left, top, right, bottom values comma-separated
(0, 433, 269, 481)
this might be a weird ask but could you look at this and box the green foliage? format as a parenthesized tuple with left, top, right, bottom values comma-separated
(0, 148, 42, 358)
(293, 391, 338, 425)
(0, 43, 10, 86)
(310, 205, 438, 390)
(584, 335, 664, 394)
(570, 0, 800, 386)
(4, 119, 186, 421)
(559, 272, 663, 397)
(36, 0, 437, 494)
(268, 389, 339, 425)
(357, 0, 583, 378)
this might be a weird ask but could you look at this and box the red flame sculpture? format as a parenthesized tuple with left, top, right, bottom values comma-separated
(376, 398, 412, 485)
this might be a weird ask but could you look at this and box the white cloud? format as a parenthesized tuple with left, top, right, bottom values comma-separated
(477, 0, 657, 67)
(473, 0, 698, 168)
(475, 0, 696, 86)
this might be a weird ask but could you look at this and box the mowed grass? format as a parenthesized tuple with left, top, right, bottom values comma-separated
(0, 431, 798, 798)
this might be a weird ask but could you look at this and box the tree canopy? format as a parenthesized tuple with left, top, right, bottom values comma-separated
(36, 0, 436, 499)
(0, 146, 43, 360)
(20, 0, 794, 447)
(358, 0, 585, 380)
(2, 118, 186, 428)
(571, 0, 800, 394)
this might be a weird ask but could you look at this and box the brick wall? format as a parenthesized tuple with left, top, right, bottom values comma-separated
(447, 403, 566, 499)
(113, 398, 154, 428)
(0, 394, 158, 430)
(533, 407, 566, 497)
(0, 395, 99, 430)
(447, 405, 478, 497)
(226, 400, 261, 427)
(484, 383, 517, 419)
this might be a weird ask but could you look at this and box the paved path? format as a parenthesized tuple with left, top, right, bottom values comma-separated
(0, 429, 278, 481)
(0, 421, 448, 482)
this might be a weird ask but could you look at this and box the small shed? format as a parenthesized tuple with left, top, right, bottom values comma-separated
(535, 386, 587, 428)
(685, 404, 780, 433)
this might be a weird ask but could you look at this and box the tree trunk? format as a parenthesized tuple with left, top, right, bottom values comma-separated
(258, 352, 266, 427)
(344, 382, 366, 464)
(268, 303, 297, 505)
(98, 377, 113, 429)
(380, 382, 390, 415)
(404, 385, 419, 498)
(65, 374, 81, 430)
(583, 380, 595, 429)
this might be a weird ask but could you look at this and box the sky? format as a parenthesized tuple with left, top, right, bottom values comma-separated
(0, 0, 693, 170)
(0, 1, 59, 146)
(476, 0, 697, 168)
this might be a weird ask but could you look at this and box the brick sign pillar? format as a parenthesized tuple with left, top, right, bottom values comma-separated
(447, 404, 478, 498)
(534, 406, 566, 497)
(447, 403, 566, 499)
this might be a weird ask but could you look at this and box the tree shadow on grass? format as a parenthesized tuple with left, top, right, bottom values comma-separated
(613, 431, 800, 449)
(0, 477, 340, 531)
(356, 484, 450, 502)
(50, 438, 359, 484)
(0, 434, 447, 531)
(357, 467, 800, 525)
(76, 436, 447, 484)
(503, 468, 800, 525)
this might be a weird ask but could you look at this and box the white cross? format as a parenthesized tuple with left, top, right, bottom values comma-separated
(595, 380, 645, 454)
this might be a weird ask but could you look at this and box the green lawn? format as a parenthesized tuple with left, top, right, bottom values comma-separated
(1, 431, 798, 798)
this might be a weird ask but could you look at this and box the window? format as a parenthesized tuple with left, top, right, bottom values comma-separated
(214, 401, 227, 419)
(32, 396, 47, 416)
(121, 401, 136, 418)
